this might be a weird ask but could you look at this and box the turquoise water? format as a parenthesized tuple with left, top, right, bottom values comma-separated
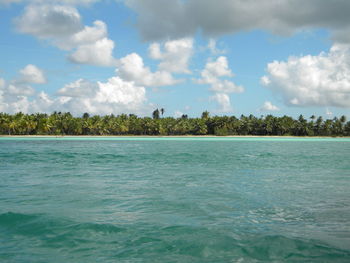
(1, 137, 350, 262)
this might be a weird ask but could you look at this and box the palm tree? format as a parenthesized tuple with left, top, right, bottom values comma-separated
(152, 109, 160, 119)
(295, 114, 309, 136)
(321, 119, 332, 136)
(201, 111, 210, 119)
(82, 112, 90, 119)
(314, 116, 323, 136)
(193, 119, 207, 135)
(0, 114, 11, 135)
(331, 117, 343, 136)
(0, 111, 348, 137)
(344, 121, 350, 136)
(340, 115, 347, 124)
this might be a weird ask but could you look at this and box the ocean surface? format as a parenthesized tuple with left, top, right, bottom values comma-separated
(1, 137, 350, 262)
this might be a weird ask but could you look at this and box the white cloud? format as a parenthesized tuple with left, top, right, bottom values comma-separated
(7, 84, 36, 96)
(208, 39, 226, 55)
(70, 20, 106, 45)
(149, 38, 193, 74)
(15, 4, 82, 38)
(57, 20, 107, 50)
(199, 56, 233, 80)
(15, 4, 116, 66)
(208, 39, 217, 54)
(260, 76, 270, 86)
(19, 64, 46, 84)
(210, 93, 232, 113)
(0, 89, 58, 114)
(149, 43, 161, 59)
(33, 91, 54, 112)
(117, 52, 180, 87)
(59, 77, 149, 115)
(0, 78, 35, 113)
(0, 61, 152, 115)
(260, 101, 280, 112)
(209, 79, 243, 94)
(57, 78, 98, 97)
(97, 77, 145, 105)
(0, 65, 46, 108)
(125, 0, 350, 44)
(0, 90, 6, 111)
(261, 44, 350, 108)
(196, 56, 243, 113)
(197, 56, 244, 93)
(0, 78, 5, 88)
(0, 76, 150, 115)
(0, 95, 30, 114)
(69, 38, 116, 66)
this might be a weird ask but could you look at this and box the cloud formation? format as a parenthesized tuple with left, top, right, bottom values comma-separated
(0, 78, 5, 88)
(197, 56, 243, 93)
(68, 37, 116, 66)
(0, 76, 150, 115)
(196, 56, 243, 112)
(261, 44, 350, 108)
(15, 4, 82, 37)
(210, 93, 232, 113)
(56, 20, 107, 50)
(207, 39, 226, 55)
(149, 38, 193, 74)
(260, 101, 280, 112)
(56, 79, 98, 97)
(0, 64, 47, 113)
(15, 4, 116, 66)
(0, 63, 151, 115)
(0, 37, 187, 115)
(125, 0, 350, 43)
(6, 84, 35, 96)
(19, 64, 46, 84)
(55, 76, 148, 115)
(117, 52, 180, 87)
(0, 64, 45, 106)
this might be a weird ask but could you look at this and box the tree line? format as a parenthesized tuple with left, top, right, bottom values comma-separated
(0, 110, 349, 136)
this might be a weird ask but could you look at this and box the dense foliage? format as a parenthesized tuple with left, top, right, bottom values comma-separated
(0, 111, 349, 136)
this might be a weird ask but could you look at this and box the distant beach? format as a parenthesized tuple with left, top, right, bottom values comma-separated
(1, 135, 349, 138)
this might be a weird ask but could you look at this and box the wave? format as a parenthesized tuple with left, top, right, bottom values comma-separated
(1, 212, 350, 262)
(241, 234, 350, 262)
(0, 211, 39, 226)
(0, 212, 125, 238)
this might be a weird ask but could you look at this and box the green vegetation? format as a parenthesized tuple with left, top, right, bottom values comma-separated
(0, 110, 349, 136)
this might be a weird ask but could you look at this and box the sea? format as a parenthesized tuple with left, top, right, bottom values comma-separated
(1, 137, 350, 262)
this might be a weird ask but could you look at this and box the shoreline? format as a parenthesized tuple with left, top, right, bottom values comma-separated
(0, 135, 349, 138)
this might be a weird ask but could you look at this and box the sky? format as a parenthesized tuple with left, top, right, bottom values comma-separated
(0, 0, 350, 119)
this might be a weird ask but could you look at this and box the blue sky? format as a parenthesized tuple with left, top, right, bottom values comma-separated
(0, 0, 349, 118)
